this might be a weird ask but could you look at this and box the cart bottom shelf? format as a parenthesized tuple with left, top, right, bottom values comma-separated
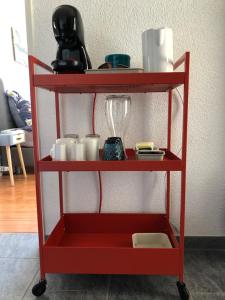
(60, 233, 133, 247)
(44, 213, 180, 275)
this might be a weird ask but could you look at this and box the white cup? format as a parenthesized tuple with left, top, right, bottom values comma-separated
(50, 143, 66, 161)
(56, 138, 76, 160)
(142, 27, 173, 72)
(83, 134, 100, 161)
(70, 142, 86, 161)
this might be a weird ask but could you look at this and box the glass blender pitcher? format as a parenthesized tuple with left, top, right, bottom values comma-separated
(104, 95, 131, 160)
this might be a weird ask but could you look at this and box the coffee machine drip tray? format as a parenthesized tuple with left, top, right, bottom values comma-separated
(51, 60, 84, 73)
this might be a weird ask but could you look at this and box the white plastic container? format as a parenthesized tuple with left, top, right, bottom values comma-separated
(132, 233, 172, 248)
(142, 28, 173, 72)
(56, 138, 77, 160)
(70, 142, 86, 161)
(84, 134, 100, 161)
(50, 143, 66, 161)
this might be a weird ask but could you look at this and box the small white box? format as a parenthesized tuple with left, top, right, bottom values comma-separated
(0, 129, 25, 146)
(132, 233, 172, 248)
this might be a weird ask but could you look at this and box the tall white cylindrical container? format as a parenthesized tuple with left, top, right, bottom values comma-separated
(142, 28, 173, 72)
(85, 134, 100, 161)
(54, 143, 66, 161)
(70, 142, 86, 161)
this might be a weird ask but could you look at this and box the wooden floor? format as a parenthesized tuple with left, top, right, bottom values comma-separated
(0, 174, 37, 232)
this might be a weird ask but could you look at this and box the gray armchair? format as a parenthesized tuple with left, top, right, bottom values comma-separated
(0, 78, 34, 172)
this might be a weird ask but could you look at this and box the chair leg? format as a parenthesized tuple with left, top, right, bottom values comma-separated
(5, 146, 14, 186)
(16, 144, 27, 178)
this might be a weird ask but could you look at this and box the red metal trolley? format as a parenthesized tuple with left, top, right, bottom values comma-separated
(29, 52, 190, 299)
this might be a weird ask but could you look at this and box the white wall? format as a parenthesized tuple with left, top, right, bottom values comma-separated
(0, 0, 30, 99)
(27, 0, 225, 236)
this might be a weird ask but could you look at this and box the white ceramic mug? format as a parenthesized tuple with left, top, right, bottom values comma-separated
(83, 134, 100, 161)
(70, 142, 86, 161)
(142, 27, 173, 72)
(50, 143, 66, 161)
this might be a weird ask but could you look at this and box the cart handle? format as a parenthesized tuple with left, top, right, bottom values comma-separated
(173, 52, 190, 71)
(28, 55, 53, 73)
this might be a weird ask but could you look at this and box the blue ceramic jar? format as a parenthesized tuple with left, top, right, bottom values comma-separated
(103, 137, 125, 160)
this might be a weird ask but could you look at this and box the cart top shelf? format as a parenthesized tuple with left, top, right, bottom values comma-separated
(29, 52, 189, 94)
(32, 72, 185, 93)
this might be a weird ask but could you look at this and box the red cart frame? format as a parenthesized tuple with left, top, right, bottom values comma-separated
(29, 52, 190, 299)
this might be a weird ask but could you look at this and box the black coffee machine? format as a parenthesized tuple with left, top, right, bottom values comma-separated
(51, 5, 92, 73)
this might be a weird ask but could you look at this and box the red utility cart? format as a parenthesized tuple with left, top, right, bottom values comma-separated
(29, 52, 190, 299)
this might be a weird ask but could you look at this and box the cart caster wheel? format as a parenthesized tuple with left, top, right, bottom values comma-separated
(32, 279, 47, 297)
(177, 281, 190, 300)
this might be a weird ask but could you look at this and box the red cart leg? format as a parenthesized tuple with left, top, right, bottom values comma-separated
(177, 165, 190, 300)
(177, 171, 190, 300)
(29, 56, 47, 296)
(55, 92, 64, 217)
(166, 89, 172, 220)
(176, 52, 190, 300)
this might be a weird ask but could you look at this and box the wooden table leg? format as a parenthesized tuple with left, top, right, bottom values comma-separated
(16, 144, 27, 178)
(5, 145, 14, 186)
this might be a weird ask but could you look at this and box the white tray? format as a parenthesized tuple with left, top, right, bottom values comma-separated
(132, 233, 172, 248)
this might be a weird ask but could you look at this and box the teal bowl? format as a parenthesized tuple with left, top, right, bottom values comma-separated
(105, 54, 130, 68)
